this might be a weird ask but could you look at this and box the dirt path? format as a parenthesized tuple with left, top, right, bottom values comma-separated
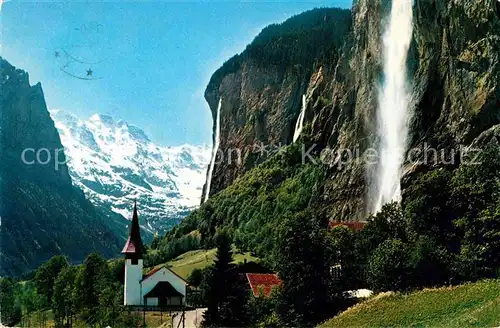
(172, 308, 206, 328)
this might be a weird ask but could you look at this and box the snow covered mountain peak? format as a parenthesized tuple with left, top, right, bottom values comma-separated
(50, 109, 211, 234)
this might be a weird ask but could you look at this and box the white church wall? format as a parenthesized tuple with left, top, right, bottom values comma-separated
(124, 258, 143, 306)
(141, 267, 187, 304)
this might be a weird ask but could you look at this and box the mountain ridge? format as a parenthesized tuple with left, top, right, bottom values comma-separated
(50, 109, 211, 236)
(0, 57, 120, 276)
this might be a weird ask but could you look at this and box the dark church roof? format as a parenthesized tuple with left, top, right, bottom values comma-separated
(144, 281, 183, 298)
(121, 202, 143, 256)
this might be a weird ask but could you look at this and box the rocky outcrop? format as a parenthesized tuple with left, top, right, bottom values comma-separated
(204, 59, 309, 197)
(1, 59, 72, 187)
(0, 58, 120, 276)
(202, 8, 352, 200)
(203, 0, 500, 221)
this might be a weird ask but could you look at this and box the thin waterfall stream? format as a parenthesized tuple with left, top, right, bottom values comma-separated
(204, 99, 222, 203)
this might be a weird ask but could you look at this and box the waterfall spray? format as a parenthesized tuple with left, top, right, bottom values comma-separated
(204, 99, 222, 203)
(372, 0, 413, 213)
(293, 94, 307, 143)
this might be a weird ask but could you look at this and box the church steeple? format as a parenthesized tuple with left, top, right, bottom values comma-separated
(121, 201, 143, 259)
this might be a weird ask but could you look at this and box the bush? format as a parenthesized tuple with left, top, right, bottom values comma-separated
(367, 239, 413, 292)
(276, 211, 339, 326)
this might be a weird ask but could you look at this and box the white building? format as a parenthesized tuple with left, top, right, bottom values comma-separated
(122, 203, 188, 307)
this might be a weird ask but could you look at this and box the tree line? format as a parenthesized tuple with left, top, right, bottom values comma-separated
(0, 254, 141, 328)
(152, 142, 500, 327)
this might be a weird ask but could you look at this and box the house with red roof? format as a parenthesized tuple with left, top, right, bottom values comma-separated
(328, 221, 366, 231)
(123, 202, 188, 307)
(246, 273, 282, 297)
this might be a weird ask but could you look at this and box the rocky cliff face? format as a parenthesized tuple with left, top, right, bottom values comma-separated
(0, 58, 120, 276)
(202, 8, 352, 199)
(0, 59, 72, 187)
(203, 1, 500, 221)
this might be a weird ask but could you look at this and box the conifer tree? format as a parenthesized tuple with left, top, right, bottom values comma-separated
(202, 231, 235, 326)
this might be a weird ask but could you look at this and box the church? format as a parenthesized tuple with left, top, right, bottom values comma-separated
(122, 203, 188, 307)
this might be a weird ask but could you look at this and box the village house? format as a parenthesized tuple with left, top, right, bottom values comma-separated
(245, 273, 282, 298)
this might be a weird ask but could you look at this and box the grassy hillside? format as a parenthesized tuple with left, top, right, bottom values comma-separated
(160, 248, 258, 280)
(158, 144, 325, 265)
(321, 280, 500, 328)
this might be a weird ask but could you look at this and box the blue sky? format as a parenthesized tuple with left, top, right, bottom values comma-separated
(1, 0, 352, 146)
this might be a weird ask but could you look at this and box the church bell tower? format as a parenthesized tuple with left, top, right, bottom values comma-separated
(122, 201, 144, 306)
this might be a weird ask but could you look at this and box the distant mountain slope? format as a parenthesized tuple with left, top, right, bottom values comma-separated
(50, 110, 211, 234)
(0, 57, 120, 276)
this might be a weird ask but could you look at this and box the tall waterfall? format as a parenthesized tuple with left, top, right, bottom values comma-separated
(372, 0, 413, 213)
(293, 94, 307, 143)
(204, 99, 222, 203)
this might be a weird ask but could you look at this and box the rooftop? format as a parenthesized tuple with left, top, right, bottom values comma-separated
(328, 221, 366, 231)
(246, 273, 282, 297)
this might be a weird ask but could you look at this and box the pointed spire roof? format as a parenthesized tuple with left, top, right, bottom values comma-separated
(121, 201, 143, 257)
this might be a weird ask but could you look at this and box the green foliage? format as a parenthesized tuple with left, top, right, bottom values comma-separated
(450, 147, 500, 280)
(109, 258, 125, 284)
(402, 146, 500, 283)
(275, 210, 339, 327)
(146, 230, 201, 267)
(404, 168, 457, 251)
(17, 281, 39, 315)
(74, 253, 110, 326)
(98, 282, 124, 327)
(4, 252, 139, 328)
(52, 265, 77, 328)
(359, 203, 450, 291)
(0, 278, 22, 326)
(154, 144, 326, 269)
(34, 255, 69, 308)
(246, 288, 281, 328)
(246, 7, 351, 69)
(357, 146, 500, 292)
(454, 207, 500, 279)
(208, 8, 352, 89)
(409, 235, 451, 287)
(328, 226, 360, 290)
(187, 268, 204, 287)
(149, 127, 500, 326)
(367, 239, 413, 292)
(203, 231, 248, 327)
(0, 174, 121, 276)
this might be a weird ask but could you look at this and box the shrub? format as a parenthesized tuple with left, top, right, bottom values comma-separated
(367, 239, 413, 292)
